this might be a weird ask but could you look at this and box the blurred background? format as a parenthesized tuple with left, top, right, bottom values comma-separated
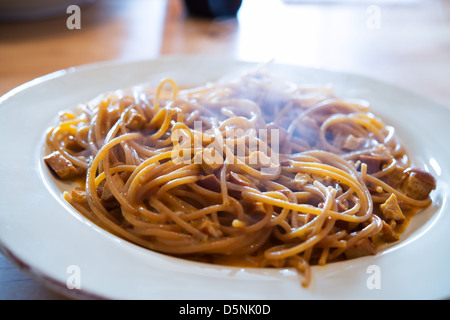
(0, 0, 449, 299)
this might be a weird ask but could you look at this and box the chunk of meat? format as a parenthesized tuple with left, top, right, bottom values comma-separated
(100, 173, 125, 202)
(359, 155, 382, 174)
(193, 148, 223, 174)
(344, 238, 376, 259)
(293, 173, 311, 190)
(380, 193, 405, 223)
(401, 168, 436, 200)
(69, 187, 87, 204)
(379, 220, 400, 242)
(44, 151, 80, 179)
(196, 174, 222, 193)
(382, 165, 407, 189)
(63, 135, 84, 152)
(343, 134, 365, 151)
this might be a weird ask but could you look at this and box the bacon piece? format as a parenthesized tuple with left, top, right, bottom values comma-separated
(402, 168, 436, 200)
(293, 173, 311, 190)
(379, 220, 400, 242)
(44, 151, 80, 179)
(344, 238, 376, 259)
(194, 149, 223, 174)
(70, 187, 87, 204)
(63, 135, 84, 152)
(381, 165, 407, 188)
(101, 173, 125, 202)
(196, 174, 222, 193)
(380, 193, 405, 223)
(359, 155, 382, 174)
(343, 134, 365, 151)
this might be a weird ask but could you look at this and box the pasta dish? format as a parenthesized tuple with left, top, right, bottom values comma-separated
(44, 68, 436, 287)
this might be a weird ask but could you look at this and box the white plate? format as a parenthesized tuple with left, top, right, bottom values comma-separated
(0, 55, 449, 300)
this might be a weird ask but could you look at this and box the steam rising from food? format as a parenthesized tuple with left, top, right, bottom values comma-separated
(44, 68, 436, 286)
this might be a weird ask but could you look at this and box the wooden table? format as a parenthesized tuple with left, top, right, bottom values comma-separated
(1, 0, 449, 300)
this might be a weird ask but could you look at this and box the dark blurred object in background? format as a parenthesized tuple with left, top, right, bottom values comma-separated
(184, 0, 242, 18)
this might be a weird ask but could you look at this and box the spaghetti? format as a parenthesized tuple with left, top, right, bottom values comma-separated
(44, 69, 436, 286)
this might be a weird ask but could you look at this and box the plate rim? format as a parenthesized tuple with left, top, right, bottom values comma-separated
(1, 55, 449, 300)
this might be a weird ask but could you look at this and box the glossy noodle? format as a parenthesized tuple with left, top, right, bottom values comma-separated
(44, 69, 436, 286)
